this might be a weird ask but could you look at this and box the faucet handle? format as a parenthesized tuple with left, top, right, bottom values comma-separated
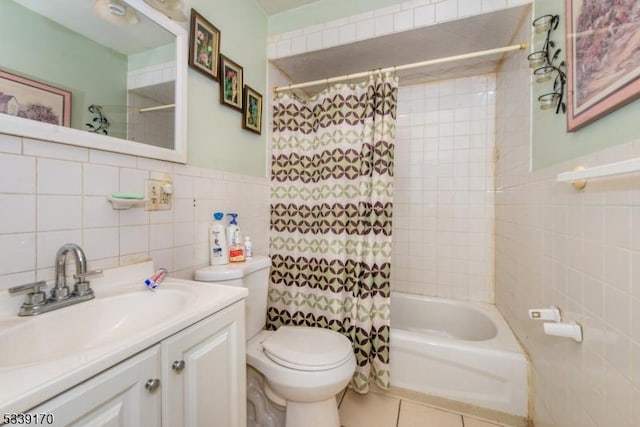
(9, 280, 47, 295)
(72, 269, 102, 297)
(9, 281, 48, 307)
(74, 269, 103, 281)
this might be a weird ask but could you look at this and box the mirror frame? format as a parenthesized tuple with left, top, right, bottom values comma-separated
(0, 0, 188, 163)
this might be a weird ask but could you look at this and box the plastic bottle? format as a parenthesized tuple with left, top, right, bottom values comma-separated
(244, 236, 253, 259)
(226, 213, 239, 250)
(209, 212, 229, 265)
(229, 231, 246, 262)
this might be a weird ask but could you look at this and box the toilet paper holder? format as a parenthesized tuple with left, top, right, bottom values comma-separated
(528, 306, 583, 343)
(543, 321, 582, 342)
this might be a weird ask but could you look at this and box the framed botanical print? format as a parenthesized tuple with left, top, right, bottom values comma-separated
(219, 55, 243, 111)
(188, 9, 221, 81)
(242, 85, 262, 134)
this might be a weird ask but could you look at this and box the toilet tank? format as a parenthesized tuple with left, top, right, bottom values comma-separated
(194, 256, 272, 339)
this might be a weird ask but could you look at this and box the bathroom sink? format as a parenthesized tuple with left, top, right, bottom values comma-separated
(0, 286, 193, 367)
(0, 260, 248, 417)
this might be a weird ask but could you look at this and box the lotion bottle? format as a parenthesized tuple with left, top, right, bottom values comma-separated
(209, 212, 229, 265)
(244, 236, 253, 259)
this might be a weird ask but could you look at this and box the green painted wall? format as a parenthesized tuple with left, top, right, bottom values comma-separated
(0, 0, 268, 176)
(0, 1, 127, 138)
(186, 0, 268, 176)
(532, 0, 640, 168)
(268, 0, 405, 34)
(128, 44, 176, 71)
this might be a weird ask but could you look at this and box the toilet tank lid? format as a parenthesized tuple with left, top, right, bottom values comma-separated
(194, 256, 271, 282)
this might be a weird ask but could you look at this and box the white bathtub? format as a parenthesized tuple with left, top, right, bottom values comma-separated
(390, 292, 528, 417)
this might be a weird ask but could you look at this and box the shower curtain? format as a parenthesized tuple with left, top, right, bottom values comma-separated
(267, 72, 398, 393)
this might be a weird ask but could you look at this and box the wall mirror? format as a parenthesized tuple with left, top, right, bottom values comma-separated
(0, 0, 187, 163)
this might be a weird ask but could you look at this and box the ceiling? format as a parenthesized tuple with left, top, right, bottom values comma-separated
(17, 0, 174, 56)
(272, 5, 530, 94)
(257, 0, 322, 15)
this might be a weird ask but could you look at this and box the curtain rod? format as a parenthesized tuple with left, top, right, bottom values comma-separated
(138, 103, 175, 113)
(273, 42, 528, 93)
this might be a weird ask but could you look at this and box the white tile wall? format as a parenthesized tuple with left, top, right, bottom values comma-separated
(127, 62, 176, 90)
(127, 91, 175, 150)
(393, 75, 496, 303)
(267, 0, 533, 59)
(0, 135, 270, 296)
(126, 62, 176, 148)
(495, 11, 640, 426)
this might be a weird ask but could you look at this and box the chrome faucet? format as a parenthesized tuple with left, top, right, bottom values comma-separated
(9, 243, 102, 316)
(53, 243, 87, 301)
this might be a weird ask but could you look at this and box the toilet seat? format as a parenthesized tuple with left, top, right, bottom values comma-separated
(247, 329, 357, 406)
(262, 326, 353, 372)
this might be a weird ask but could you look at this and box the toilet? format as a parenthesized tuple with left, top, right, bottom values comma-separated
(195, 256, 356, 427)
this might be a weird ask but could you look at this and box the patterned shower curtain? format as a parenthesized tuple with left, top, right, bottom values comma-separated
(267, 72, 398, 393)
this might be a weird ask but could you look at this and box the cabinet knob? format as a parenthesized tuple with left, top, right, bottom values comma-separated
(145, 378, 161, 392)
(172, 360, 185, 372)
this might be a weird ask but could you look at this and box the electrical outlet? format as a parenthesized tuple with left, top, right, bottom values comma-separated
(145, 179, 172, 211)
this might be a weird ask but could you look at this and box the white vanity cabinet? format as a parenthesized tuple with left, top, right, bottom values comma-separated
(162, 301, 246, 427)
(25, 346, 162, 426)
(23, 300, 246, 427)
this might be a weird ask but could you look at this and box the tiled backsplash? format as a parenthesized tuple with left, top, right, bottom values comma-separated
(392, 75, 496, 303)
(495, 15, 640, 426)
(0, 133, 270, 294)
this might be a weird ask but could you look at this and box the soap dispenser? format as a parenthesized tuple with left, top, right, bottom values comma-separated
(226, 213, 239, 248)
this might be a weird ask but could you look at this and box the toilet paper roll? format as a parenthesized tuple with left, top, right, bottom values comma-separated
(543, 321, 582, 343)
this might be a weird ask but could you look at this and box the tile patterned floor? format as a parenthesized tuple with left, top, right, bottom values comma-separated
(338, 389, 514, 427)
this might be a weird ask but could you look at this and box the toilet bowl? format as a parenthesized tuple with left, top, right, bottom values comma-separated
(248, 328, 356, 426)
(195, 256, 356, 427)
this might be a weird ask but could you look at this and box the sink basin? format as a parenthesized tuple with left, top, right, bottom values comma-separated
(0, 260, 248, 417)
(0, 286, 194, 367)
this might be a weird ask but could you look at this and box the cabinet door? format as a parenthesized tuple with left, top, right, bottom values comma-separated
(26, 346, 161, 427)
(162, 301, 246, 427)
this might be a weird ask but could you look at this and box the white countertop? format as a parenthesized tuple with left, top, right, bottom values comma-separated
(0, 261, 247, 414)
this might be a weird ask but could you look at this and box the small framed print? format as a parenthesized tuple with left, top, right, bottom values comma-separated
(188, 9, 221, 81)
(219, 54, 243, 111)
(0, 69, 71, 127)
(242, 85, 262, 134)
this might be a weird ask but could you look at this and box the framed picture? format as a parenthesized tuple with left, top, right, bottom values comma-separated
(188, 9, 221, 81)
(0, 69, 71, 127)
(219, 55, 243, 111)
(566, 0, 640, 131)
(242, 85, 263, 134)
